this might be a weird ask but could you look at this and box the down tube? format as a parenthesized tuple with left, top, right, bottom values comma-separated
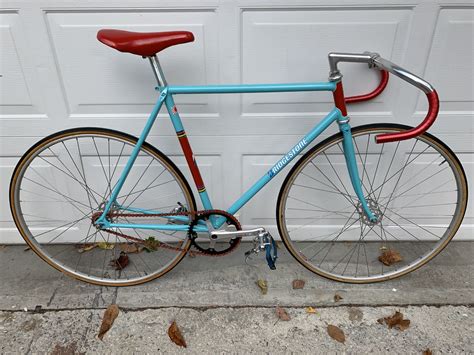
(225, 108, 342, 220)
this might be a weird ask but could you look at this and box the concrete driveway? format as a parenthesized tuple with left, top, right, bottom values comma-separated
(0, 241, 472, 353)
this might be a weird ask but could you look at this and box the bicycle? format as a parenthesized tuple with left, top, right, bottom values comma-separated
(9, 29, 468, 286)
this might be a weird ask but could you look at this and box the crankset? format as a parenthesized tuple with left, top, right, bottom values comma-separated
(188, 210, 242, 256)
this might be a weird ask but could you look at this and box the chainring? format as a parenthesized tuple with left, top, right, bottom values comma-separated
(188, 210, 242, 256)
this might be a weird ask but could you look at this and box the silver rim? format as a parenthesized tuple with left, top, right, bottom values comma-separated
(12, 130, 194, 286)
(278, 126, 466, 282)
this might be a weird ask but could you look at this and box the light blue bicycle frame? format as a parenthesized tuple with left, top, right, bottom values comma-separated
(96, 81, 376, 233)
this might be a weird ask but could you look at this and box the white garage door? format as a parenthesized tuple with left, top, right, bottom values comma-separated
(1, 0, 473, 242)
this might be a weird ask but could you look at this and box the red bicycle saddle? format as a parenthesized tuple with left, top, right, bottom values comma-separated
(97, 29, 194, 56)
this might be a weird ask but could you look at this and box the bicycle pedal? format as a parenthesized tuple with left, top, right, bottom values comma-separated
(243, 230, 277, 270)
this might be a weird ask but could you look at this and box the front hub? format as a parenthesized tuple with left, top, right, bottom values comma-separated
(357, 198, 382, 226)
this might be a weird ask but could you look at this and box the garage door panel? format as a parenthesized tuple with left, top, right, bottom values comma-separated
(420, 7, 474, 110)
(1, 1, 473, 244)
(0, 158, 20, 224)
(45, 10, 219, 119)
(241, 7, 413, 116)
(0, 11, 47, 119)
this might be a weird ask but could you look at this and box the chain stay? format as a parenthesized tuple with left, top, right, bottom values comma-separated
(97, 209, 241, 257)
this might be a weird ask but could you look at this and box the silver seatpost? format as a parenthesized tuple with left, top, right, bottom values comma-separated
(148, 55, 167, 87)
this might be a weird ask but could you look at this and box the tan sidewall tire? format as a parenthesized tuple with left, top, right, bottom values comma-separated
(9, 128, 196, 286)
(276, 124, 468, 283)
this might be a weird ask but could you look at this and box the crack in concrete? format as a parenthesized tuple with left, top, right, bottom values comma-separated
(46, 287, 59, 307)
(24, 332, 36, 355)
(111, 287, 118, 304)
(91, 288, 103, 308)
(1, 303, 473, 314)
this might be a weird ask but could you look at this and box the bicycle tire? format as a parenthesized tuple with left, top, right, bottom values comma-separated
(277, 124, 468, 283)
(10, 127, 196, 286)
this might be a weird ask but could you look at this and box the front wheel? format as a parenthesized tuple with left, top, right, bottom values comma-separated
(10, 128, 196, 286)
(277, 124, 468, 283)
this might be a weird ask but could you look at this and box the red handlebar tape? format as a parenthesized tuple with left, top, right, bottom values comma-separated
(345, 70, 389, 104)
(375, 90, 439, 143)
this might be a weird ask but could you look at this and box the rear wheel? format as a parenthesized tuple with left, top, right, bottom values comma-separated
(10, 128, 196, 286)
(277, 124, 468, 283)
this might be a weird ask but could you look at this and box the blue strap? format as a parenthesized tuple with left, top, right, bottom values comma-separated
(265, 237, 278, 270)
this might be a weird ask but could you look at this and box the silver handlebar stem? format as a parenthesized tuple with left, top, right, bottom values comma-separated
(328, 51, 435, 94)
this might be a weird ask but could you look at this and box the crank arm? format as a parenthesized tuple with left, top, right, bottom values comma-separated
(211, 227, 265, 239)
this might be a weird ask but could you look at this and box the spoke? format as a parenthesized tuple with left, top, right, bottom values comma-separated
(92, 137, 112, 196)
(337, 141, 372, 197)
(23, 176, 91, 214)
(121, 178, 175, 212)
(309, 160, 356, 207)
(21, 188, 78, 204)
(62, 141, 102, 206)
(74, 230, 100, 272)
(22, 213, 70, 222)
(381, 205, 443, 240)
(382, 214, 425, 242)
(102, 142, 127, 203)
(108, 138, 112, 199)
(385, 153, 443, 197)
(293, 182, 356, 198)
(370, 142, 385, 196)
(378, 178, 453, 208)
(373, 143, 433, 198)
(75, 138, 103, 211)
(115, 224, 155, 274)
(379, 140, 418, 220)
(36, 213, 92, 244)
(303, 210, 359, 261)
(50, 224, 96, 259)
(322, 151, 357, 207)
(352, 137, 375, 197)
(391, 202, 456, 209)
(388, 166, 449, 203)
(38, 154, 103, 204)
(332, 223, 376, 273)
(287, 195, 357, 220)
(120, 157, 155, 207)
(299, 171, 356, 199)
(118, 177, 173, 201)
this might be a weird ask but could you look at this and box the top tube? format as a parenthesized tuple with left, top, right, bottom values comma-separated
(163, 82, 336, 95)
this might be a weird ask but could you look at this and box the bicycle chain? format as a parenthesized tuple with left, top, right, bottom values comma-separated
(93, 209, 241, 257)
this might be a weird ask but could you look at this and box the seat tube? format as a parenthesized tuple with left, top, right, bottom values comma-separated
(332, 79, 377, 222)
(164, 93, 213, 211)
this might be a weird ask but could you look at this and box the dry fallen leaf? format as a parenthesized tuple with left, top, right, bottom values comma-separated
(275, 306, 290, 321)
(143, 237, 160, 252)
(76, 243, 96, 253)
(327, 324, 345, 343)
(256, 279, 268, 295)
(168, 320, 187, 348)
(305, 306, 318, 314)
(97, 242, 114, 250)
(292, 279, 305, 289)
(98, 304, 119, 340)
(111, 252, 129, 270)
(119, 243, 142, 254)
(422, 349, 433, 355)
(334, 293, 343, 302)
(378, 311, 410, 331)
(378, 249, 402, 266)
